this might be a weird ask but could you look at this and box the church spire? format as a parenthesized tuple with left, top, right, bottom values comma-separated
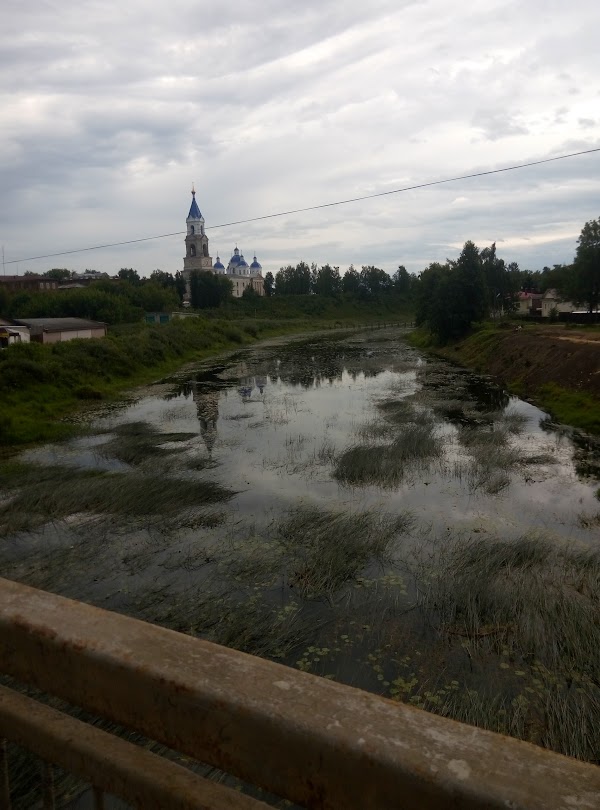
(187, 186, 203, 220)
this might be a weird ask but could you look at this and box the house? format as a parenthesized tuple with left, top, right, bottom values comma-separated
(516, 291, 543, 316)
(0, 275, 58, 293)
(541, 289, 577, 318)
(182, 188, 265, 300)
(12, 318, 107, 344)
(0, 318, 30, 348)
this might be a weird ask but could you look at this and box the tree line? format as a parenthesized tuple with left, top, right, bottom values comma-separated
(414, 215, 600, 342)
(267, 263, 415, 299)
(2, 216, 596, 328)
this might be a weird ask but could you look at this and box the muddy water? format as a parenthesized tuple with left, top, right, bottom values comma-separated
(2, 328, 600, 797)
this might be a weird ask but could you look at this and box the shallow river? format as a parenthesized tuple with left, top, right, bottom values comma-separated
(2, 327, 599, 801)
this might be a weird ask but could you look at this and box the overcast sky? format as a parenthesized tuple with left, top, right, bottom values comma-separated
(1, 0, 599, 278)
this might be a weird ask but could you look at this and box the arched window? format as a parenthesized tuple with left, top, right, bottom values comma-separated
(190, 245, 196, 257)
(190, 225, 194, 234)
(203, 244, 208, 257)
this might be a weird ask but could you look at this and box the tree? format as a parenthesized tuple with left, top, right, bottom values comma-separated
(150, 270, 177, 290)
(414, 262, 448, 327)
(118, 268, 141, 285)
(391, 265, 413, 297)
(454, 240, 488, 327)
(342, 265, 360, 294)
(44, 268, 72, 282)
(189, 271, 232, 309)
(481, 244, 518, 316)
(274, 262, 311, 295)
(174, 271, 187, 304)
(264, 271, 274, 297)
(242, 285, 260, 300)
(359, 266, 392, 297)
(572, 217, 600, 314)
(313, 264, 341, 297)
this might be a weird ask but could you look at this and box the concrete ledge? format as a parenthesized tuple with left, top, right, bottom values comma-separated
(0, 684, 268, 810)
(0, 577, 598, 809)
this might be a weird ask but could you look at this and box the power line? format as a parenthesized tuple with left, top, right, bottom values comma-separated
(5, 146, 599, 266)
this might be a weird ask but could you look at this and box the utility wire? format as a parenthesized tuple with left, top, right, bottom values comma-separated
(5, 146, 599, 266)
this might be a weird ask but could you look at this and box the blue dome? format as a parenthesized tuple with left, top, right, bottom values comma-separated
(239, 255, 249, 267)
(250, 256, 262, 269)
(229, 253, 241, 265)
(213, 257, 225, 270)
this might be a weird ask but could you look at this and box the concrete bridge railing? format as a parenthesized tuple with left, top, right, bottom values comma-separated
(0, 577, 598, 809)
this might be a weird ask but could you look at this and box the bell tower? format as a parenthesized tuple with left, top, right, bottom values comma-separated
(183, 186, 212, 274)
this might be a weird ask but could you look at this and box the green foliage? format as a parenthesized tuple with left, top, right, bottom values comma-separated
(189, 270, 233, 308)
(241, 284, 260, 300)
(342, 265, 360, 294)
(481, 245, 519, 314)
(359, 265, 392, 298)
(414, 242, 489, 344)
(118, 267, 141, 285)
(572, 216, 600, 314)
(536, 383, 600, 434)
(391, 265, 415, 297)
(312, 264, 342, 297)
(264, 271, 274, 297)
(3, 277, 179, 324)
(43, 268, 72, 282)
(274, 261, 311, 295)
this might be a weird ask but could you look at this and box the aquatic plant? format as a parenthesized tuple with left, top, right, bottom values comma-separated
(0, 462, 234, 534)
(334, 422, 443, 487)
(405, 531, 600, 761)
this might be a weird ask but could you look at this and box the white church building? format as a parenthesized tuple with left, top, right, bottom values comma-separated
(182, 189, 265, 299)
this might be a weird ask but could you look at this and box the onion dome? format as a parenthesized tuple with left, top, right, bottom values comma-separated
(229, 247, 241, 265)
(250, 255, 262, 270)
(238, 254, 249, 268)
(213, 256, 225, 271)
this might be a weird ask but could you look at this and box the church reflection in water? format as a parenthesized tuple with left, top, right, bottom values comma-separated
(188, 363, 268, 452)
(191, 383, 219, 453)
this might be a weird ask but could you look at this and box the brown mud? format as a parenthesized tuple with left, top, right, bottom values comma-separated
(444, 325, 600, 400)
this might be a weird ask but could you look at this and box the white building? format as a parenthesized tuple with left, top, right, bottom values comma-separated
(182, 189, 265, 300)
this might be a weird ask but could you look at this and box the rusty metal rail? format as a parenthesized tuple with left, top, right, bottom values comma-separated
(0, 577, 598, 809)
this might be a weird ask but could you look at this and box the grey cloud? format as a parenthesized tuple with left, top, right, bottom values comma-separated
(1, 0, 599, 279)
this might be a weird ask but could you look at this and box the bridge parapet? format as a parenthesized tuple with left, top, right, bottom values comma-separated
(0, 577, 598, 809)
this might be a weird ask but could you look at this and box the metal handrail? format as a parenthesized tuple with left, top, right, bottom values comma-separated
(0, 577, 598, 809)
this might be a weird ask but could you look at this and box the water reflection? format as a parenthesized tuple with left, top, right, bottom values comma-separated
(192, 383, 219, 453)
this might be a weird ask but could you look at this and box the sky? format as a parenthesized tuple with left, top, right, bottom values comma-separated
(1, 0, 599, 278)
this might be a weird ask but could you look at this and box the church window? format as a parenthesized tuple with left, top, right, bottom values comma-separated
(190, 245, 196, 256)
(203, 244, 208, 257)
(190, 225, 194, 234)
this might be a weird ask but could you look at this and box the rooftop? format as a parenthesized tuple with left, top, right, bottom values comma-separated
(13, 317, 107, 331)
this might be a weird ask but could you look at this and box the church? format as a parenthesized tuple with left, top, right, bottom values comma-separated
(182, 189, 265, 299)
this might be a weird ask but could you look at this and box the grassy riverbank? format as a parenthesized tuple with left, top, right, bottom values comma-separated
(410, 322, 600, 435)
(0, 299, 413, 448)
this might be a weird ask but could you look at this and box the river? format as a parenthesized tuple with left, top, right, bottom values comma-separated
(1, 327, 599, 803)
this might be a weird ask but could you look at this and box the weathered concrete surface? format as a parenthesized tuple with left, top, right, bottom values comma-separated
(0, 684, 268, 810)
(0, 577, 598, 809)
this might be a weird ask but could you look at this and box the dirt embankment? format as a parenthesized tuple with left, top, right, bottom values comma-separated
(450, 326, 600, 399)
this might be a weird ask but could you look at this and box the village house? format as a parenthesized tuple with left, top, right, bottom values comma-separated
(0, 275, 58, 293)
(11, 317, 107, 344)
(541, 289, 577, 318)
(516, 291, 543, 316)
